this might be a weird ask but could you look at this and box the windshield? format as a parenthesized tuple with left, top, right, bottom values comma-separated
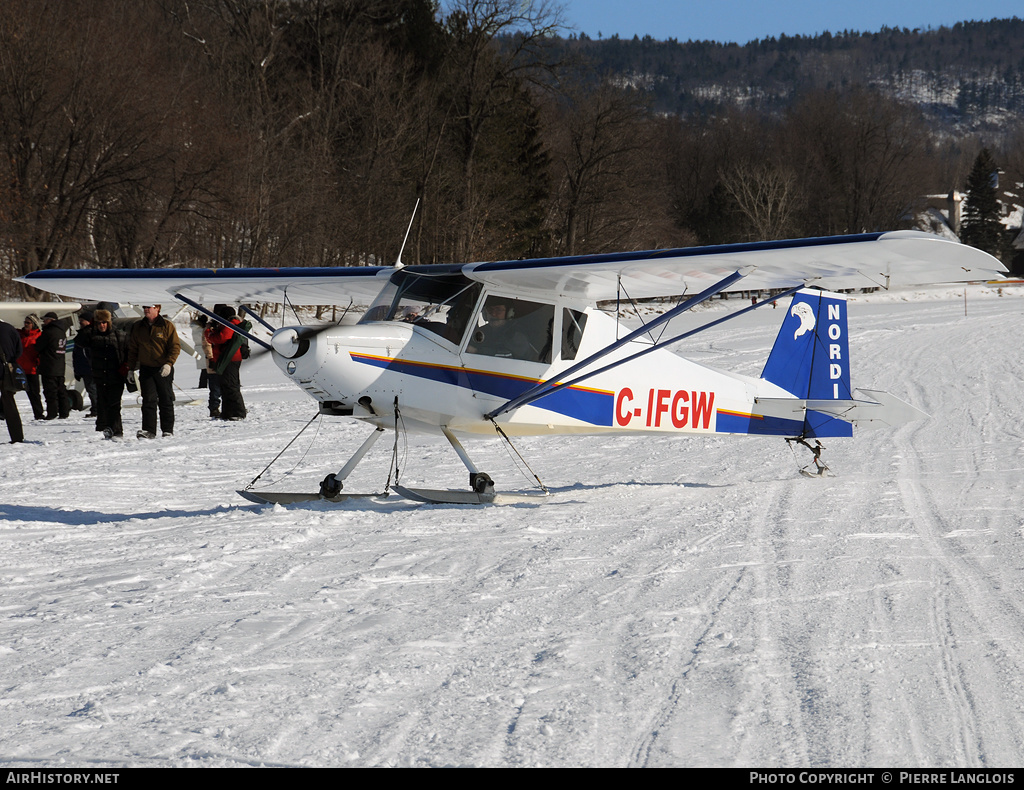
(360, 270, 482, 345)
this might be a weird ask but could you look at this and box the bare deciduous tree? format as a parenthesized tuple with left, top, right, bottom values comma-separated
(786, 87, 929, 235)
(721, 162, 797, 241)
(1, 0, 231, 295)
(440, 0, 565, 260)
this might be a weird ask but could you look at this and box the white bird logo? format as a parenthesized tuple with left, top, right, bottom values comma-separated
(791, 302, 816, 339)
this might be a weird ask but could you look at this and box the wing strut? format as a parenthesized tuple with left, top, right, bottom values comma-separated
(174, 293, 273, 351)
(485, 267, 755, 420)
(238, 304, 276, 333)
(548, 283, 806, 403)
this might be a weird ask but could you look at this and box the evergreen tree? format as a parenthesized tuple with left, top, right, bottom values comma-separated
(961, 148, 1003, 256)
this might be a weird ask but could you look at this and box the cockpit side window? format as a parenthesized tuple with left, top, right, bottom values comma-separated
(360, 272, 482, 345)
(466, 295, 554, 364)
(561, 308, 588, 360)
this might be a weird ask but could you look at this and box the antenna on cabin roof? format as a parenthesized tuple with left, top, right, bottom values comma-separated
(395, 198, 420, 269)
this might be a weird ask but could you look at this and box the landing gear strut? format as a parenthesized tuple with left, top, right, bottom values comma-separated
(318, 426, 386, 498)
(441, 426, 495, 494)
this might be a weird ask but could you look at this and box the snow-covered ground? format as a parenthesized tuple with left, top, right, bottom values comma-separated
(3, 284, 1024, 767)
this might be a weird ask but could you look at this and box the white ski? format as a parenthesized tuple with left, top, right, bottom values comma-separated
(237, 490, 388, 505)
(391, 485, 549, 505)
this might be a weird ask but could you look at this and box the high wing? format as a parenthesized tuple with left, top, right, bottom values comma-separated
(18, 265, 392, 306)
(17, 230, 1005, 305)
(462, 230, 1006, 300)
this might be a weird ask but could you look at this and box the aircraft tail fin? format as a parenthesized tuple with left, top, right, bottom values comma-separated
(761, 289, 852, 437)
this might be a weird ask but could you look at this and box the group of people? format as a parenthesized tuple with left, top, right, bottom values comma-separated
(2, 311, 73, 443)
(1, 302, 249, 444)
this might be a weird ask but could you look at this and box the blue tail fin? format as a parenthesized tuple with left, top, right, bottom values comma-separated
(761, 289, 852, 437)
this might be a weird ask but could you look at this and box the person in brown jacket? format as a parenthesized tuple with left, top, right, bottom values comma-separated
(127, 304, 180, 439)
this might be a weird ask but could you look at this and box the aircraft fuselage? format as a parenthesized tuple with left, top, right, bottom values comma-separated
(274, 296, 799, 439)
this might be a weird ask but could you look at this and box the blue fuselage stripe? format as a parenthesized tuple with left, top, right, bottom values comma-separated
(715, 411, 805, 436)
(351, 354, 613, 426)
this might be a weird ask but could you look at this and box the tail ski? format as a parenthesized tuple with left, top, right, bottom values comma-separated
(759, 289, 925, 435)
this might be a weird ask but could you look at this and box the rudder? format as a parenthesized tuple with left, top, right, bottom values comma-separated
(761, 289, 852, 437)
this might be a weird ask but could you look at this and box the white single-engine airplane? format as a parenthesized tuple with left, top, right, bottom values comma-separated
(19, 230, 1005, 504)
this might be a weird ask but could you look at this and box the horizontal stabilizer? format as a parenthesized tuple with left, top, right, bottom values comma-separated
(0, 301, 81, 324)
(754, 388, 927, 430)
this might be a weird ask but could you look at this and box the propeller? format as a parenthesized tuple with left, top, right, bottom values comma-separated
(248, 320, 340, 360)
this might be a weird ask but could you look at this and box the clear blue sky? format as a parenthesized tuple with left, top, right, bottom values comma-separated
(561, 0, 1023, 44)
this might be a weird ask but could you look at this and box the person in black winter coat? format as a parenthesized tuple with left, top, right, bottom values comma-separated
(73, 310, 96, 417)
(89, 310, 128, 438)
(0, 318, 25, 443)
(38, 312, 69, 420)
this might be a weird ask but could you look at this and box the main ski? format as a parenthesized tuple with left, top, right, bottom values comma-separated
(391, 484, 549, 505)
(237, 490, 388, 505)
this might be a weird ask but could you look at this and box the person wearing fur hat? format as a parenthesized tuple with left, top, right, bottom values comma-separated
(89, 309, 128, 439)
(38, 311, 70, 420)
(18, 313, 44, 420)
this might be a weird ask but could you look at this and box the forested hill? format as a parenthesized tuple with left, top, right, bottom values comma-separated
(550, 18, 1024, 132)
(5, 1, 1024, 299)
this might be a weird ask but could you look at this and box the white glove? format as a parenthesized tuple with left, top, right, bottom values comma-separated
(160, 364, 172, 377)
